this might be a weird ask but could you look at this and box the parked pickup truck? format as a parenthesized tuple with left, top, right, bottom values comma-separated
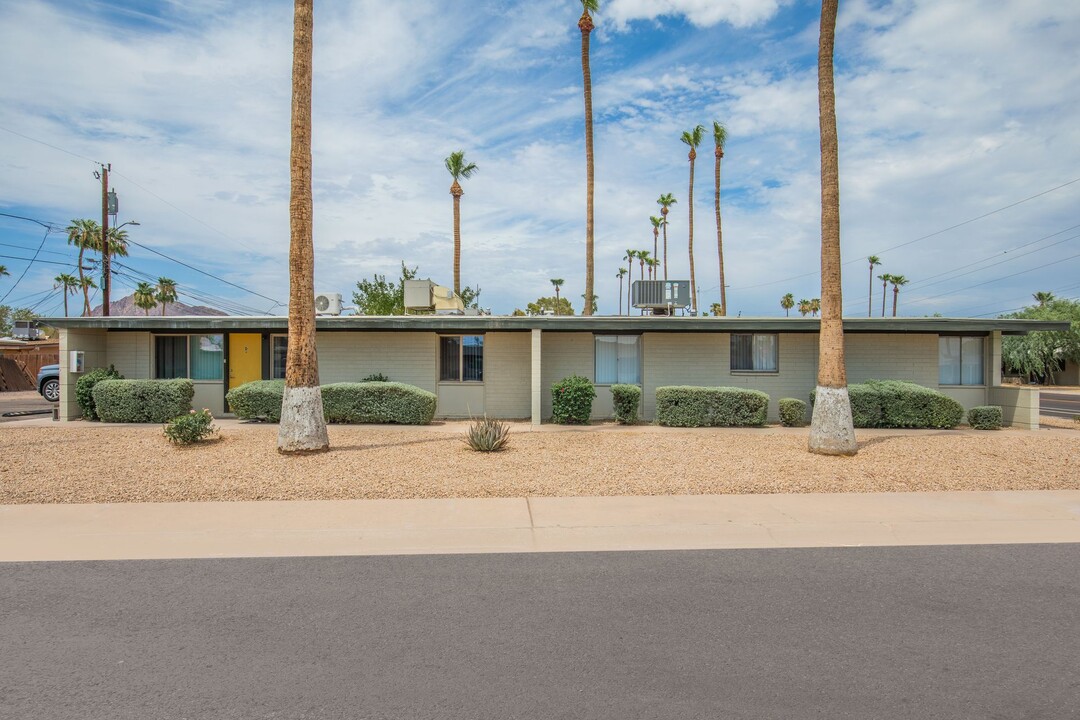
(36, 364, 59, 403)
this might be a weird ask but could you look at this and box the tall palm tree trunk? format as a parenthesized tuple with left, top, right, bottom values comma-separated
(451, 181, 463, 295)
(714, 147, 727, 316)
(580, 11, 595, 316)
(881, 279, 888, 317)
(77, 244, 90, 316)
(661, 210, 668, 281)
(278, 0, 328, 454)
(892, 287, 899, 317)
(808, 0, 856, 457)
(687, 152, 697, 315)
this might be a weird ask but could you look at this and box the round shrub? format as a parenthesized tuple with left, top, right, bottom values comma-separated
(611, 384, 642, 424)
(92, 379, 195, 423)
(552, 375, 596, 424)
(164, 409, 218, 445)
(967, 405, 1003, 430)
(75, 365, 123, 421)
(226, 380, 285, 421)
(656, 386, 769, 427)
(778, 397, 807, 427)
(321, 382, 436, 425)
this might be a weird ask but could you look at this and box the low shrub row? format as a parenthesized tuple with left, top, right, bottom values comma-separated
(967, 405, 1002, 430)
(225, 380, 436, 425)
(75, 365, 123, 420)
(811, 380, 964, 429)
(655, 386, 769, 427)
(92, 379, 195, 423)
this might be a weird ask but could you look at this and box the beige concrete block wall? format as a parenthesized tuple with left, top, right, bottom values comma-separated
(107, 332, 151, 379)
(317, 332, 437, 392)
(59, 328, 107, 420)
(540, 333, 596, 420)
(989, 386, 1041, 430)
(845, 334, 938, 385)
(726, 334, 819, 421)
(484, 332, 531, 419)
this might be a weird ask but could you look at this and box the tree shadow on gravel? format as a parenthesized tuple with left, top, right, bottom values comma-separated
(331, 436, 459, 453)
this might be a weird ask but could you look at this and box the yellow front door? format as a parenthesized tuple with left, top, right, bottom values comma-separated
(228, 333, 263, 391)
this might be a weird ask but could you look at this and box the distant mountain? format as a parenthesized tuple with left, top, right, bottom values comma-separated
(90, 295, 229, 317)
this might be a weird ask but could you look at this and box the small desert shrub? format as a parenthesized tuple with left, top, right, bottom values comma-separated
(226, 380, 285, 421)
(361, 372, 391, 382)
(611, 384, 642, 424)
(778, 398, 807, 427)
(92, 379, 194, 423)
(464, 416, 511, 452)
(75, 365, 123, 421)
(321, 382, 436, 425)
(552, 375, 596, 424)
(655, 386, 769, 427)
(967, 405, 1003, 430)
(164, 409, 218, 445)
(810, 380, 964, 429)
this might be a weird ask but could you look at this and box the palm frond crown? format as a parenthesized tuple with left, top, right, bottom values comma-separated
(444, 151, 478, 182)
(712, 121, 727, 150)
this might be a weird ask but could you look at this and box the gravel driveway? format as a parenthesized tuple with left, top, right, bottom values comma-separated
(2, 420, 1077, 504)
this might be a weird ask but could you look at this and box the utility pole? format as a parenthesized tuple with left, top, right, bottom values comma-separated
(100, 163, 111, 317)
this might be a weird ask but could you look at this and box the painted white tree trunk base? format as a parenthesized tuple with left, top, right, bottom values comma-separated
(808, 385, 857, 456)
(277, 385, 329, 454)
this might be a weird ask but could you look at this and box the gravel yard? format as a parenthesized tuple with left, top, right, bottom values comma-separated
(2, 420, 1077, 504)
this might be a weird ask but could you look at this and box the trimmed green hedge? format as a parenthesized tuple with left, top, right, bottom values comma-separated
(611, 384, 642, 424)
(811, 380, 964, 429)
(322, 382, 436, 425)
(655, 386, 769, 427)
(225, 379, 436, 425)
(552, 375, 596, 424)
(778, 398, 807, 427)
(75, 365, 123, 420)
(92, 379, 194, 423)
(968, 405, 1003, 430)
(226, 379, 285, 421)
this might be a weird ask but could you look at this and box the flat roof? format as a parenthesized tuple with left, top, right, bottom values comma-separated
(40, 315, 1069, 335)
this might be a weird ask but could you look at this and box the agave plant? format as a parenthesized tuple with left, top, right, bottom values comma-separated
(464, 415, 511, 452)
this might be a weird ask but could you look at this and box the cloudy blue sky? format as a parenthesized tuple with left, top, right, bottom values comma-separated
(1, 0, 1078, 318)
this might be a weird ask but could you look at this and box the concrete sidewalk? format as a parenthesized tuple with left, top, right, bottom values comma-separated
(2, 490, 1078, 562)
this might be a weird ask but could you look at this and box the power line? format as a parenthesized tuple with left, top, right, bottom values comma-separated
(905, 251, 1080, 306)
(731, 177, 1080, 291)
(0, 227, 60, 304)
(0, 126, 103, 167)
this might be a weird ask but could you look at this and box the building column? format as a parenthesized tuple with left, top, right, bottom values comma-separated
(989, 330, 1003, 387)
(531, 328, 542, 426)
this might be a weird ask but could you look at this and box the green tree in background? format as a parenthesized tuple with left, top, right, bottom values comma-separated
(1002, 297, 1080, 384)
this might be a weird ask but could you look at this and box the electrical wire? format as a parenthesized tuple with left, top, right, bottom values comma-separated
(0, 227, 59, 304)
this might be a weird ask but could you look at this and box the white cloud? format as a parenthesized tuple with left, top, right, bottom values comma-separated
(606, 0, 789, 29)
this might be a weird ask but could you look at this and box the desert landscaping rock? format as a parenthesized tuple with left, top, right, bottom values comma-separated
(1, 421, 1077, 504)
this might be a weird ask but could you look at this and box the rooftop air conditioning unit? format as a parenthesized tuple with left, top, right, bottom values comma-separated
(632, 280, 690, 310)
(315, 292, 342, 316)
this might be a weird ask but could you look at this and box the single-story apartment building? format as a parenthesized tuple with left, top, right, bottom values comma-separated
(44, 315, 1069, 429)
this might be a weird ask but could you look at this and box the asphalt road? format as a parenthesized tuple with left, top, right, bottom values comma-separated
(1041, 391, 1080, 420)
(0, 389, 52, 423)
(3, 545, 1078, 720)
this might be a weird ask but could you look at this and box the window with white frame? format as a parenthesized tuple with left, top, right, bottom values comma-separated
(730, 334, 778, 372)
(440, 335, 484, 382)
(939, 336, 984, 385)
(154, 334, 224, 380)
(595, 335, 641, 384)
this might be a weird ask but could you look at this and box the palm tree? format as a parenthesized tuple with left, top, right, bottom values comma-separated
(878, 273, 892, 317)
(579, 0, 599, 316)
(550, 278, 564, 315)
(867, 256, 881, 317)
(709, 302, 723, 317)
(650, 216, 662, 269)
(637, 249, 650, 283)
(808, 0, 856, 456)
(616, 267, 627, 315)
(712, 121, 728, 316)
(78, 276, 97, 311)
(66, 218, 99, 316)
(445, 150, 478, 296)
(155, 277, 178, 316)
(645, 257, 659, 281)
(623, 248, 637, 309)
(133, 282, 157, 315)
(53, 273, 79, 317)
(278, 0, 329, 454)
(0, 265, 8, 278)
(657, 193, 676, 280)
(798, 299, 811, 317)
(889, 275, 908, 317)
(681, 124, 705, 315)
(1033, 291, 1055, 307)
(810, 298, 821, 317)
(781, 292, 794, 317)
